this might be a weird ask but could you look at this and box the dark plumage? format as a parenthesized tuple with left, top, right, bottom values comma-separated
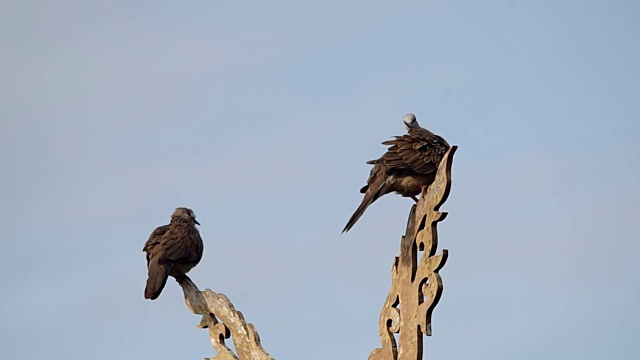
(343, 114, 450, 233)
(143, 207, 204, 300)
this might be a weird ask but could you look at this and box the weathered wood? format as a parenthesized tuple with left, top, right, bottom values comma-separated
(369, 145, 457, 360)
(180, 277, 274, 360)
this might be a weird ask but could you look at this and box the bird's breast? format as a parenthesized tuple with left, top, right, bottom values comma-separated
(393, 172, 436, 196)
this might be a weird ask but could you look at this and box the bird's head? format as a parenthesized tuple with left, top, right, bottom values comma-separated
(403, 113, 419, 130)
(171, 207, 200, 225)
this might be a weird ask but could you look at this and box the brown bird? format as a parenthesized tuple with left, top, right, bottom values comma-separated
(143, 207, 204, 300)
(343, 114, 450, 233)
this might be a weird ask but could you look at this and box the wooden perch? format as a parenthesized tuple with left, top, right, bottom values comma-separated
(369, 145, 457, 360)
(174, 146, 456, 360)
(180, 276, 274, 360)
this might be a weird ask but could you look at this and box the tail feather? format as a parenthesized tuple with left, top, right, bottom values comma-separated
(145, 257, 171, 300)
(343, 165, 394, 233)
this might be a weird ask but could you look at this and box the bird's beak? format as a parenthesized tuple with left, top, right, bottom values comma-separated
(194, 219, 201, 225)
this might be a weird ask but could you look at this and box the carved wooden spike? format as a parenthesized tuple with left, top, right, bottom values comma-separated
(179, 276, 275, 360)
(369, 145, 457, 360)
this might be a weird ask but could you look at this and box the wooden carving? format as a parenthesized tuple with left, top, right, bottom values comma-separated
(180, 277, 274, 360)
(369, 145, 457, 360)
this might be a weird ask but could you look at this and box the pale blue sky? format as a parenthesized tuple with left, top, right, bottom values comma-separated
(1, 1, 639, 359)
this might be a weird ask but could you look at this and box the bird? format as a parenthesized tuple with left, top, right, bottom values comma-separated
(142, 207, 204, 300)
(342, 114, 450, 233)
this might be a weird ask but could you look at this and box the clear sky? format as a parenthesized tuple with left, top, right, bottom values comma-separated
(1, 1, 639, 359)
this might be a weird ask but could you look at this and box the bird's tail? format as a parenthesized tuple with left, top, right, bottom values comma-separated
(343, 165, 393, 233)
(145, 257, 171, 300)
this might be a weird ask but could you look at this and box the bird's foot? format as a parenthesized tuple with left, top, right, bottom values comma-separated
(175, 275, 186, 285)
(420, 185, 429, 195)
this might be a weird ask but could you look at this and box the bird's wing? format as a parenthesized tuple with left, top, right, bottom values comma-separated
(158, 226, 202, 262)
(374, 128, 449, 175)
(143, 225, 170, 261)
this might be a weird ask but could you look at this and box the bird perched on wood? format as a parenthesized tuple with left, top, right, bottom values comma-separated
(143, 207, 204, 300)
(343, 114, 450, 233)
